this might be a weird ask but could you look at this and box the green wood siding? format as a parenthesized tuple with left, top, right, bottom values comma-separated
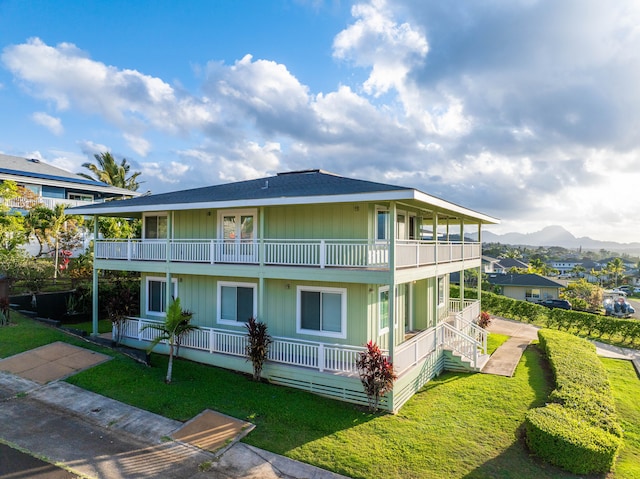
(173, 210, 216, 238)
(263, 203, 367, 239)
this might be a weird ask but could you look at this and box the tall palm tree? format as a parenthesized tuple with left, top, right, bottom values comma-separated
(79, 152, 142, 191)
(606, 258, 626, 288)
(141, 298, 199, 384)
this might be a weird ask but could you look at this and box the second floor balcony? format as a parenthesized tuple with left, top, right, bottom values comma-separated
(95, 238, 481, 270)
(5, 196, 102, 210)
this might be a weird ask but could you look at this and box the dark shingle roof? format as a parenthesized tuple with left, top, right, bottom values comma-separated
(497, 258, 529, 269)
(69, 168, 500, 224)
(92, 169, 403, 208)
(0, 153, 139, 196)
(487, 273, 564, 288)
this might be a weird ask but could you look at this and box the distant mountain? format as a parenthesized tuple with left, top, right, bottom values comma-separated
(471, 225, 640, 254)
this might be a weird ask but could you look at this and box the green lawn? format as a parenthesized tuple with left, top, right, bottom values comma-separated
(1, 313, 639, 478)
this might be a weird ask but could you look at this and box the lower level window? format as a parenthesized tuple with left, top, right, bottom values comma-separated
(218, 281, 256, 324)
(146, 277, 177, 316)
(297, 286, 346, 338)
(525, 289, 541, 300)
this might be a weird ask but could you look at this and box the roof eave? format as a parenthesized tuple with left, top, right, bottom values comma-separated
(69, 189, 499, 223)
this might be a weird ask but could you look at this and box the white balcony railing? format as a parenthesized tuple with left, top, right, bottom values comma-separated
(5, 196, 100, 210)
(95, 238, 481, 270)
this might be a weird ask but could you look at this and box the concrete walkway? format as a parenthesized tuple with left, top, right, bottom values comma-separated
(482, 318, 539, 376)
(0, 355, 349, 479)
(482, 317, 640, 377)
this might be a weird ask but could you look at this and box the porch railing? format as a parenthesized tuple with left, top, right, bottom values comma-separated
(118, 317, 365, 374)
(96, 238, 481, 269)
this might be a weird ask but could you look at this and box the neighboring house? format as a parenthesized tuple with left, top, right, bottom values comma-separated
(549, 259, 581, 276)
(71, 169, 499, 412)
(481, 255, 501, 274)
(0, 153, 140, 212)
(494, 257, 529, 274)
(487, 273, 564, 302)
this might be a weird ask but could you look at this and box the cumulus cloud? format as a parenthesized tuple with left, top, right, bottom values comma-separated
(3, 1, 640, 242)
(31, 112, 63, 135)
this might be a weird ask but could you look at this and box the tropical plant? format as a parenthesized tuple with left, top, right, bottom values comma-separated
(0, 180, 27, 251)
(245, 317, 272, 381)
(141, 297, 199, 384)
(477, 311, 492, 329)
(355, 340, 397, 412)
(79, 152, 142, 191)
(606, 258, 625, 288)
(0, 297, 9, 326)
(105, 280, 137, 345)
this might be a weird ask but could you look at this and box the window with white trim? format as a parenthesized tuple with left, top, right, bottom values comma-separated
(379, 286, 389, 334)
(144, 213, 168, 239)
(376, 209, 389, 241)
(217, 281, 257, 324)
(297, 286, 346, 338)
(146, 277, 177, 316)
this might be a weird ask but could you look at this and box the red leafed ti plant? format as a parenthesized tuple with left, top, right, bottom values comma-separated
(356, 340, 397, 412)
(478, 311, 492, 329)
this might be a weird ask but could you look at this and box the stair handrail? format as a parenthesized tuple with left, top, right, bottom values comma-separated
(440, 322, 482, 368)
(454, 313, 488, 355)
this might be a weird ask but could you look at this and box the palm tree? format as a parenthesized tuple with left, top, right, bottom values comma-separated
(528, 258, 545, 274)
(607, 258, 626, 288)
(79, 152, 142, 191)
(141, 297, 199, 384)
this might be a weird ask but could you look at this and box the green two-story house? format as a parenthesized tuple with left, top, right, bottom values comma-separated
(72, 169, 499, 412)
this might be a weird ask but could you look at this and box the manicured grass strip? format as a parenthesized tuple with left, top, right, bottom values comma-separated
(603, 358, 640, 479)
(65, 320, 112, 335)
(487, 332, 509, 355)
(66, 343, 581, 478)
(0, 313, 112, 358)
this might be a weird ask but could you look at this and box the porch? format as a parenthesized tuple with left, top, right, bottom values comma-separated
(95, 238, 481, 270)
(114, 299, 487, 377)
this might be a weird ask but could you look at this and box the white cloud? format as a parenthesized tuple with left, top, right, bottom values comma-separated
(123, 133, 151, 157)
(333, 0, 428, 96)
(5, 1, 640, 243)
(31, 112, 63, 135)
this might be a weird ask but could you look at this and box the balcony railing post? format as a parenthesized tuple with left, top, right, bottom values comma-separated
(127, 240, 132, 261)
(210, 240, 215, 264)
(320, 240, 326, 269)
(318, 343, 325, 372)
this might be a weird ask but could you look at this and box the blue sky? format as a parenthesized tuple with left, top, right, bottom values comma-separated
(1, 0, 639, 243)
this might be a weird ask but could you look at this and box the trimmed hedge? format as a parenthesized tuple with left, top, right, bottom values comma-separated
(526, 404, 622, 475)
(525, 329, 623, 474)
(479, 291, 640, 345)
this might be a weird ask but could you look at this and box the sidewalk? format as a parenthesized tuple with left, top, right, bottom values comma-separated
(0, 363, 349, 479)
(483, 317, 640, 377)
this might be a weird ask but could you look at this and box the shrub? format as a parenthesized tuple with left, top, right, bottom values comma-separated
(245, 317, 272, 381)
(525, 329, 623, 474)
(525, 404, 622, 474)
(356, 341, 397, 412)
(477, 311, 491, 329)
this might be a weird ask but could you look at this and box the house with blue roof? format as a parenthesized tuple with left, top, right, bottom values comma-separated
(0, 153, 140, 212)
(71, 169, 499, 411)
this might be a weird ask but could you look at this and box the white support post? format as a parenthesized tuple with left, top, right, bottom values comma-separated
(127, 239, 132, 261)
(210, 239, 215, 264)
(91, 215, 99, 337)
